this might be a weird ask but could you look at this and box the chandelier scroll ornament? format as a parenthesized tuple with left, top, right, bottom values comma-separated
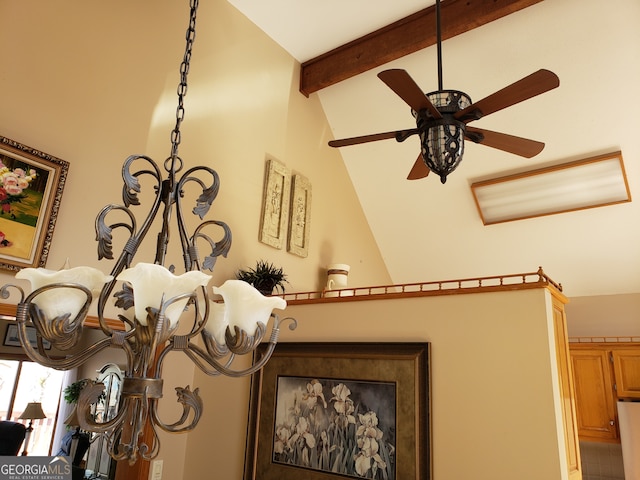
(0, 0, 296, 465)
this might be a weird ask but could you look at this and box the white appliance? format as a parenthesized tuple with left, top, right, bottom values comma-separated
(618, 401, 640, 480)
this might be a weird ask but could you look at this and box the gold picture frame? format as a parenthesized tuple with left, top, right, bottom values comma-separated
(287, 174, 311, 257)
(0, 135, 69, 271)
(259, 158, 291, 249)
(244, 342, 432, 480)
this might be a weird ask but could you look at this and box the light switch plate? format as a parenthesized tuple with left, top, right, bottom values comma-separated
(151, 460, 163, 480)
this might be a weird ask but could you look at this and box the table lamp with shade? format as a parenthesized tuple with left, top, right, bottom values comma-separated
(19, 402, 46, 456)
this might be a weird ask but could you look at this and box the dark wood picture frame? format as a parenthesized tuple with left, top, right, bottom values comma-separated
(244, 342, 431, 480)
(0, 135, 69, 271)
(3, 323, 51, 350)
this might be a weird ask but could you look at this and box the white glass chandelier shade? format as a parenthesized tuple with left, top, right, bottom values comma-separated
(15, 266, 113, 320)
(204, 300, 227, 344)
(212, 279, 286, 337)
(116, 262, 211, 327)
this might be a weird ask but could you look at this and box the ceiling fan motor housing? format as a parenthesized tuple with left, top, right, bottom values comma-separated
(414, 90, 471, 183)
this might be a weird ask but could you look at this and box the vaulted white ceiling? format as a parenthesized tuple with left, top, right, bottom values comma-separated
(229, 0, 640, 298)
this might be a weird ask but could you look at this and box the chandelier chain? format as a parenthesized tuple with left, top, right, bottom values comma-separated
(170, 0, 200, 165)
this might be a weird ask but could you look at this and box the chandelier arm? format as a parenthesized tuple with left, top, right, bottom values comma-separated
(172, 180, 195, 272)
(155, 329, 236, 377)
(95, 162, 168, 336)
(106, 424, 133, 463)
(177, 167, 220, 215)
(138, 415, 161, 463)
(117, 388, 158, 465)
(191, 220, 232, 272)
(183, 339, 278, 378)
(121, 155, 163, 207)
(153, 175, 178, 268)
(0, 284, 25, 303)
(180, 343, 234, 376)
(77, 382, 130, 433)
(17, 318, 114, 371)
(151, 384, 203, 434)
(187, 285, 209, 337)
(95, 155, 163, 264)
(172, 167, 225, 274)
(185, 314, 297, 377)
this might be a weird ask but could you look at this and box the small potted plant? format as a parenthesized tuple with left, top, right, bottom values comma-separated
(236, 260, 288, 296)
(63, 380, 89, 405)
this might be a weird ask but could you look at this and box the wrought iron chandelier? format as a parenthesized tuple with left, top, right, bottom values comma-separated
(0, 0, 296, 465)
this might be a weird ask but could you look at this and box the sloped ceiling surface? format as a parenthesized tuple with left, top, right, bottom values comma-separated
(229, 0, 640, 298)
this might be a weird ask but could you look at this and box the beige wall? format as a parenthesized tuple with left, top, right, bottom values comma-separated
(565, 293, 640, 338)
(185, 287, 571, 480)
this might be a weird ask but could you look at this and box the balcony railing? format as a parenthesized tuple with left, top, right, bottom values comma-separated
(280, 267, 563, 305)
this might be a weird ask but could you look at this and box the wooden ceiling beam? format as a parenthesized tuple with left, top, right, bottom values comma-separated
(299, 0, 544, 96)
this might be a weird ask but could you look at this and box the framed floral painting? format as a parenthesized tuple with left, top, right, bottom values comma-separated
(0, 135, 69, 271)
(244, 342, 431, 480)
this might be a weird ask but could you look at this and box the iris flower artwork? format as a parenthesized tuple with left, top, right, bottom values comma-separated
(273, 376, 396, 479)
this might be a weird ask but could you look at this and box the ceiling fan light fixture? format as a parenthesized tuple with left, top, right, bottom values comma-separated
(420, 123, 465, 183)
(416, 90, 471, 183)
(425, 90, 471, 114)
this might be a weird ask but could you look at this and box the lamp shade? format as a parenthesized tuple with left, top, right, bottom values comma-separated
(19, 402, 46, 420)
(64, 404, 80, 428)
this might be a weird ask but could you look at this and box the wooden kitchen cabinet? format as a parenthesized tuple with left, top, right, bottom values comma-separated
(570, 343, 640, 442)
(570, 348, 618, 440)
(612, 349, 640, 398)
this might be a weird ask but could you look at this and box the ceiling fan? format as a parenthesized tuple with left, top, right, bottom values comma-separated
(328, 0, 560, 183)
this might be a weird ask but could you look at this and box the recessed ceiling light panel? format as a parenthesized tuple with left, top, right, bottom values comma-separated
(471, 151, 631, 225)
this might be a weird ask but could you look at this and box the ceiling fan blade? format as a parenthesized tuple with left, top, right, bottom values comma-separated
(466, 126, 545, 158)
(455, 69, 559, 122)
(406, 154, 430, 180)
(378, 69, 442, 119)
(329, 128, 417, 147)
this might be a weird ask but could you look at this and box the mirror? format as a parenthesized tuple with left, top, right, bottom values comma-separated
(84, 363, 122, 480)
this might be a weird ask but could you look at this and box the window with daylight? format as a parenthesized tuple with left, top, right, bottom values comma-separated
(0, 359, 64, 455)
